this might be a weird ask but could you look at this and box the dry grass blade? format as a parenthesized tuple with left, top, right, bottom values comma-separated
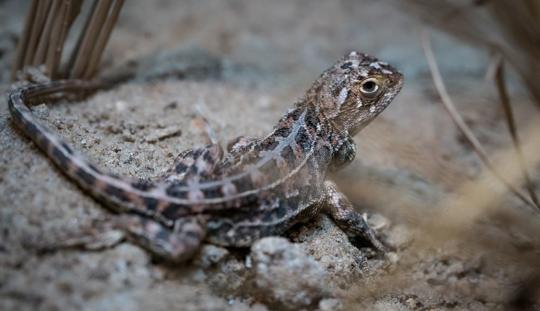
(10, 0, 38, 80)
(11, 0, 123, 81)
(83, 0, 124, 79)
(69, 0, 113, 79)
(493, 56, 540, 208)
(420, 120, 540, 244)
(23, 0, 52, 67)
(46, 0, 76, 79)
(33, 0, 61, 66)
(421, 31, 539, 211)
(343, 119, 540, 308)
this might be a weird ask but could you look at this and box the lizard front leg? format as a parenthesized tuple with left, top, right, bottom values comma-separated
(322, 180, 387, 252)
(330, 136, 357, 171)
(119, 215, 206, 262)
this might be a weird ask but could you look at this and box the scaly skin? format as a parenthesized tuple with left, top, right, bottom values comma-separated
(8, 51, 403, 262)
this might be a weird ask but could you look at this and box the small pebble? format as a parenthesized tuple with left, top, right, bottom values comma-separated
(368, 213, 390, 231)
(145, 126, 182, 143)
(319, 298, 342, 311)
(385, 225, 413, 250)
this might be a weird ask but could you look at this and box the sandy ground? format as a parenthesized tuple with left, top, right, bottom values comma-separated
(1, 0, 540, 310)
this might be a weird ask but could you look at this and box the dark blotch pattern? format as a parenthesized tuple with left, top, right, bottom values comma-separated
(289, 108, 302, 121)
(295, 127, 312, 151)
(60, 142, 74, 154)
(340, 62, 352, 70)
(259, 137, 279, 151)
(262, 209, 275, 222)
(188, 165, 198, 175)
(143, 197, 159, 211)
(304, 110, 318, 129)
(275, 204, 288, 218)
(105, 185, 129, 202)
(9, 103, 24, 120)
(286, 194, 300, 209)
(202, 151, 215, 164)
(88, 164, 101, 174)
(331, 81, 348, 98)
(274, 126, 291, 138)
(161, 204, 180, 219)
(76, 168, 96, 185)
(175, 162, 188, 174)
(132, 180, 154, 191)
(202, 186, 222, 199)
(25, 121, 40, 138)
(52, 146, 69, 169)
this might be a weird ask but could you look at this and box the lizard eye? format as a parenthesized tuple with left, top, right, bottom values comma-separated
(359, 78, 379, 97)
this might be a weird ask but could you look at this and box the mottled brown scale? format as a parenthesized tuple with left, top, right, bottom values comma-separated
(8, 51, 403, 262)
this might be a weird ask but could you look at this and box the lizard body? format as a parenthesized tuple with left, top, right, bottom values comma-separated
(8, 51, 403, 261)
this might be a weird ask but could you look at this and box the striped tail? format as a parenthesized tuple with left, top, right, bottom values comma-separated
(7, 80, 184, 223)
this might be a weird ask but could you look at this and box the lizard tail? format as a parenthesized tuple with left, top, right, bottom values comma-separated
(7, 80, 182, 219)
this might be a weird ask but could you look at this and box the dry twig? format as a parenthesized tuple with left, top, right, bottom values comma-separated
(400, 0, 540, 108)
(421, 31, 539, 211)
(493, 56, 540, 208)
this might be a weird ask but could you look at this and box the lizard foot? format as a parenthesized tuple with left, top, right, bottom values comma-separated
(322, 180, 388, 253)
(117, 214, 206, 263)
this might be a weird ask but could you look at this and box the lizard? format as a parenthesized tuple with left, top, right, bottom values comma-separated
(8, 51, 403, 262)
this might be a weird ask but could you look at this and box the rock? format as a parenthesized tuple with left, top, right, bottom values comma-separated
(193, 245, 248, 295)
(384, 225, 413, 250)
(250, 237, 329, 309)
(194, 244, 230, 269)
(368, 213, 391, 231)
(386, 252, 400, 265)
(291, 215, 377, 287)
(319, 298, 342, 311)
(204, 256, 248, 295)
(372, 298, 410, 311)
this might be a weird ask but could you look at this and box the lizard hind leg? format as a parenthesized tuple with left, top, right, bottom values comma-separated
(119, 215, 206, 263)
(226, 136, 259, 155)
(162, 143, 224, 183)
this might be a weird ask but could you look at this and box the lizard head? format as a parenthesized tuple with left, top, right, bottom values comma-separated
(308, 51, 403, 136)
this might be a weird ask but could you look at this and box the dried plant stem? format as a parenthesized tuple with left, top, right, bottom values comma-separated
(33, 0, 61, 66)
(421, 31, 539, 211)
(11, 0, 38, 80)
(69, 0, 113, 79)
(493, 56, 540, 208)
(24, 0, 51, 67)
(83, 0, 124, 79)
(46, 0, 70, 79)
(12, 0, 123, 81)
